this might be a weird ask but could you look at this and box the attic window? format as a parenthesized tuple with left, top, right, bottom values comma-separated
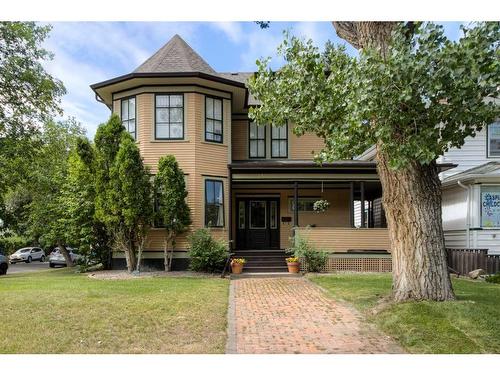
(155, 94, 184, 140)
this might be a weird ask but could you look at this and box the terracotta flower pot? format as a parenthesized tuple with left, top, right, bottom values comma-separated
(231, 262, 244, 274)
(287, 262, 300, 273)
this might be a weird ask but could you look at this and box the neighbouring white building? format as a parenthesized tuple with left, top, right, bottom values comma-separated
(357, 120, 500, 255)
(439, 120, 500, 254)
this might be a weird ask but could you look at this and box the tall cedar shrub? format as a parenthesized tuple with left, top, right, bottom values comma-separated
(187, 228, 228, 273)
(154, 155, 191, 271)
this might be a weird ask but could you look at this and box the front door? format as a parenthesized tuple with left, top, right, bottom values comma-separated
(236, 198, 280, 250)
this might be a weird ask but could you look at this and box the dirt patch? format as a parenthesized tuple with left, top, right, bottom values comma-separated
(87, 270, 223, 280)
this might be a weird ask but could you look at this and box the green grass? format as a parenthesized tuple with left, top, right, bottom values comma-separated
(0, 269, 229, 353)
(310, 273, 500, 354)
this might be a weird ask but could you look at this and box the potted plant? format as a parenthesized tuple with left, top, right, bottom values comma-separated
(313, 199, 330, 213)
(231, 258, 246, 274)
(286, 256, 300, 273)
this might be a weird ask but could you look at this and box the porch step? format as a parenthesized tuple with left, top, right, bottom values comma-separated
(243, 265, 289, 273)
(233, 250, 287, 257)
(231, 272, 302, 279)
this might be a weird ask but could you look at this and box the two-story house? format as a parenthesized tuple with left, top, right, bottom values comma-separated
(91, 34, 402, 271)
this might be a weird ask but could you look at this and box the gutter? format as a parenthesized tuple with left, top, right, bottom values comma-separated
(457, 180, 471, 248)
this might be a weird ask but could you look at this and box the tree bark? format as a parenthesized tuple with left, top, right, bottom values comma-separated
(377, 148, 454, 301)
(332, 21, 455, 301)
(57, 241, 74, 267)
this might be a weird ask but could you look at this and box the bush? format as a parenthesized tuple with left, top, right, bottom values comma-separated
(288, 232, 327, 272)
(485, 272, 500, 284)
(187, 229, 228, 272)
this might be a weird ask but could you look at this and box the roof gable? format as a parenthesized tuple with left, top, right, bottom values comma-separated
(134, 34, 216, 74)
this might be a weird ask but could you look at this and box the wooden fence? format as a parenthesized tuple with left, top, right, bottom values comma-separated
(446, 248, 500, 275)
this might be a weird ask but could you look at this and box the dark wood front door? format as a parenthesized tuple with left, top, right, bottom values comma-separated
(236, 198, 280, 250)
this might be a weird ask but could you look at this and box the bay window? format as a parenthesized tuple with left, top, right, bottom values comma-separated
(155, 94, 184, 140)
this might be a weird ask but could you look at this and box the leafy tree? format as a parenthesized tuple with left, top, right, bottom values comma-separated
(26, 118, 85, 266)
(154, 155, 191, 271)
(95, 118, 153, 272)
(60, 137, 111, 268)
(0, 22, 65, 196)
(249, 22, 500, 301)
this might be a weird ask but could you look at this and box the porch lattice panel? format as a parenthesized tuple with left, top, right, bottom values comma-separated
(300, 256, 392, 273)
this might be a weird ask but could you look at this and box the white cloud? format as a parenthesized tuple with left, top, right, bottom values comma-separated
(211, 22, 244, 43)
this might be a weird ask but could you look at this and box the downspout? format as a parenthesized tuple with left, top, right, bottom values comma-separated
(457, 180, 470, 248)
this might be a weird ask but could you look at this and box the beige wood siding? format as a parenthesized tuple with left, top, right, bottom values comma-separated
(230, 120, 325, 161)
(115, 91, 230, 252)
(296, 227, 390, 253)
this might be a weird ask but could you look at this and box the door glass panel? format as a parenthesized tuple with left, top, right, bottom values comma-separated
(270, 201, 277, 229)
(250, 201, 266, 229)
(238, 201, 245, 229)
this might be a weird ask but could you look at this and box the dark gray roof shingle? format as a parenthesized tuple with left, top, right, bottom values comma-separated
(134, 34, 216, 74)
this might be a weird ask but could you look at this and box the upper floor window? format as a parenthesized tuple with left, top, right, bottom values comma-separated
(121, 97, 136, 140)
(155, 94, 184, 140)
(205, 179, 224, 227)
(205, 97, 223, 143)
(271, 124, 288, 158)
(487, 122, 500, 158)
(249, 122, 266, 158)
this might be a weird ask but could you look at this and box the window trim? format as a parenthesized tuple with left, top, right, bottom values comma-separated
(120, 95, 137, 140)
(487, 122, 500, 159)
(288, 196, 321, 213)
(270, 122, 288, 158)
(248, 122, 267, 159)
(205, 95, 224, 144)
(204, 179, 225, 228)
(154, 93, 185, 140)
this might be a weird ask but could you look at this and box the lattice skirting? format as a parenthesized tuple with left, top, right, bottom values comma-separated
(300, 255, 392, 273)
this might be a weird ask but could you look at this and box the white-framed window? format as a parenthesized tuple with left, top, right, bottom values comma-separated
(288, 197, 320, 212)
(120, 97, 136, 140)
(205, 96, 223, 143)
(249, 122, 266, 158)
(481, 185, 500, 228)
(271, 124, 288, 158)
(487, 121, 500, 158)
(155, 94, 184, 140)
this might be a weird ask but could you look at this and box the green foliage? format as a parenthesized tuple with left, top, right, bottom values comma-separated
(288, 232, 327, 272)
(187, 229, 228, 273)
(0, 22, 66, 194)
(154, 155, 191, 242)
(485, 272, 500, 284)
(248, 22, 500, 169)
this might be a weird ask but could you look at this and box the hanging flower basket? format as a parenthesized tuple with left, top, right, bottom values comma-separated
(313, 199, 330, 213)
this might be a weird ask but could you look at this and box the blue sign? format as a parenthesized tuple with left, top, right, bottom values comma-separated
(481, 186, 500, 227)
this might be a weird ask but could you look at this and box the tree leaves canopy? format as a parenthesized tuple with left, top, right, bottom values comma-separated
(248, 22, 500, 169)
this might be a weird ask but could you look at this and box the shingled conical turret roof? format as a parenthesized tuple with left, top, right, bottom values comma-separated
(134, 34, 216, 74)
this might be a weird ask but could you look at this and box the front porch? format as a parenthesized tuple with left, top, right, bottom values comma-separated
(228, 160, 391, 272)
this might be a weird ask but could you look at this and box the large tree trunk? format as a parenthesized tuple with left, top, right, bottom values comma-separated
(377, 148, 454, 301)
(333, 21, 455, 301)
(57, 241, 74, 267)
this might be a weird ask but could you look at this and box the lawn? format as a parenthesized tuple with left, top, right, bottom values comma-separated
(309, 273, 500, 354)
(0, 269, 229, 353)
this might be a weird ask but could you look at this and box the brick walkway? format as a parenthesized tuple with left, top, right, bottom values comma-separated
(226, 277, 404, 354)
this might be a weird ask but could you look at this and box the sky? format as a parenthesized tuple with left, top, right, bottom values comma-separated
(41, 22, 464, 138)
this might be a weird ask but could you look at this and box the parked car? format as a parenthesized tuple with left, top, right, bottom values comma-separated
(0, 253, 8, 275)
(49, 247, 80, 268)
(9, 247, 45, 264)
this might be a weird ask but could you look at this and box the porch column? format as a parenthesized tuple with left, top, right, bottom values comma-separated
(293, 181, 299, 230)
(360, 181, 365, 228)
(349, 182, 354, 228)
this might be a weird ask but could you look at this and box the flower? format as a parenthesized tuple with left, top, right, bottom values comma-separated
(286, 256, 299, 263)
(231, 258, 246, 265)
(313, 199, 330, 212)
